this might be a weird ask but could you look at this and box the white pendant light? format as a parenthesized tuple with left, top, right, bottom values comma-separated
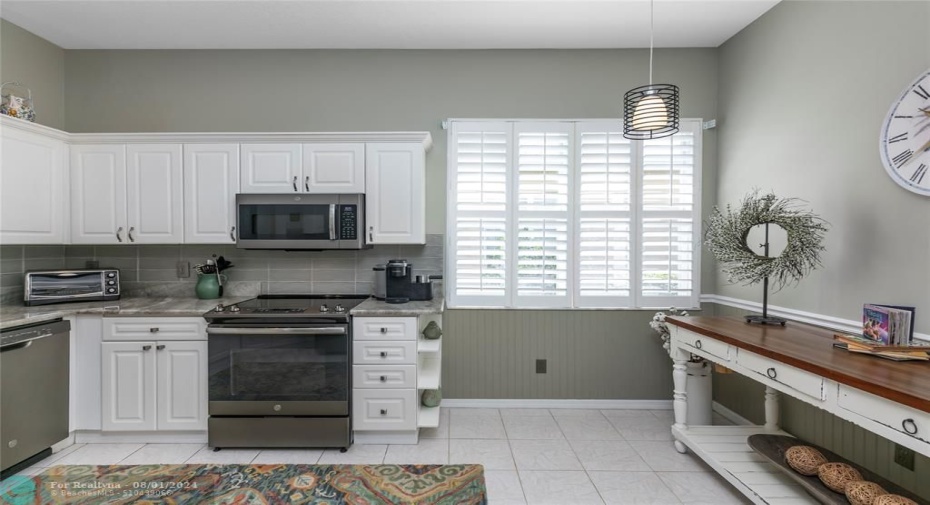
(623, 0, 680, 140)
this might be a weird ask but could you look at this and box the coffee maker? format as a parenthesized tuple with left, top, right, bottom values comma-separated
(385, 259, 432, 304)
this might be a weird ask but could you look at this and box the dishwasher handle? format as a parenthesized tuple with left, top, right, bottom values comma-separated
(0, 340, 33, 352)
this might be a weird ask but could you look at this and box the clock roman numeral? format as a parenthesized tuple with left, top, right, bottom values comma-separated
(910, 164, 928, 185)
(888, 132, 908, 143)
(892, 150, 913, 168)
(914, 85, 930, 100)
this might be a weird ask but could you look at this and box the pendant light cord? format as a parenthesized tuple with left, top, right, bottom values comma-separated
(649, 0, 654, 85)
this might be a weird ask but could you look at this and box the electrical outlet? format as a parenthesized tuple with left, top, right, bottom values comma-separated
(894, 444, 915, 471)
(176, 261, 190, 278)
(536, 359, 547, 374)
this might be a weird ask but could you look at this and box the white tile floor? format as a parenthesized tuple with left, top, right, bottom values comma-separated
(14, 409, 751, 504)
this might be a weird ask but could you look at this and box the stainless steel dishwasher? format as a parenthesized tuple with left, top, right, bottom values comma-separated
(0, 318, 70, 478)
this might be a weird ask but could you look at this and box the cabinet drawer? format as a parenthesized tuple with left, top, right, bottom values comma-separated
(837, 385, 930, 445)
(353, 365, 417, 389)
(737, 350, 825, 402)
(678, 330, 732, 362)
(352, 389, 417, 431)
(103, 318, 205, 341)
(353, 341, 417, 365)
(354, 317, 417, 341)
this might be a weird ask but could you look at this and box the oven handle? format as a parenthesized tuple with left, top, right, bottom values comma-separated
(207, 327, 347, 336)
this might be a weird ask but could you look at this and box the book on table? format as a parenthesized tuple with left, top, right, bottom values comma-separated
(861, 304, 915, 346)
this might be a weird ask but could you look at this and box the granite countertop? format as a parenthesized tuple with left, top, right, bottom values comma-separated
(0, 296, 253, 330)
(350, 296, 445, 316)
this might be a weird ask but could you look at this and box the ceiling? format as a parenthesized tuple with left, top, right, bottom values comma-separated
(0, 0, 780, 50)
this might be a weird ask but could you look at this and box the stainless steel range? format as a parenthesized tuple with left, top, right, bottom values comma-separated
(203, 295, 368, 451)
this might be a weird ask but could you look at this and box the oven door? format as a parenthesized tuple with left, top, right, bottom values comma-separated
(206, 324, 349, 416)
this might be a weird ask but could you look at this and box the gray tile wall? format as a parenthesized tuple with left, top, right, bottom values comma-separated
(0, 245, 67, 303)
(55, 234, 443, 298)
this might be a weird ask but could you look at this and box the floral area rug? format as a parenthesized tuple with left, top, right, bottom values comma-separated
(0, 463, 488, 504)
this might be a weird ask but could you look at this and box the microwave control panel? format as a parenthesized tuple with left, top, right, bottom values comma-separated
(339, 205, 358, 240)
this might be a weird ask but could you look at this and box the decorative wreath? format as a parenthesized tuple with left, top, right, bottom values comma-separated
(704, 191, 828, 291)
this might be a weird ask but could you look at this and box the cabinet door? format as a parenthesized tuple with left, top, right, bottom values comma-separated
(101, 341, 157, 431)
(240, 143, 301, 193)
(184, 144, 239, 243)
(0, 126, 69, 244)
(156, 340, 207, 431)
(71, 144, 127, 244)
(303, 144, 365, 193)
(365, 143, 425, 244)
(126, 144, 184, 243)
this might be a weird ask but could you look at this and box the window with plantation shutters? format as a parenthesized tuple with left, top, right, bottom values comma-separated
(446, 118, 701, 309)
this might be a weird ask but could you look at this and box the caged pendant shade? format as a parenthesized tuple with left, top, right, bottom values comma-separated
(622, 0, 680, 140)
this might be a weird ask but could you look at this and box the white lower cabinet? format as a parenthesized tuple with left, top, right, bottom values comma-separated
(101, 317, 207, 432)
(352, 314, 442, 442)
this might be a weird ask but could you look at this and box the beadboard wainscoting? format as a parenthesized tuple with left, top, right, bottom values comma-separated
(441, 309, 679, 400)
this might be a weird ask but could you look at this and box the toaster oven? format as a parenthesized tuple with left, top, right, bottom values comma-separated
(24, 269, 121, 306)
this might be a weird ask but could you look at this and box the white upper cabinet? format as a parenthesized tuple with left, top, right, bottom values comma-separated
(0, 124, 69, 244)
(71, 144, 183, 244)
(240, 143, 302, 193)
(71, 144, 128, 244)
(184, 144, 240, 243)
(126, 144, 183, 244)
(365, 143, 426, 244)
(241, 143, 365, 194)
(302, 144, 365, 193)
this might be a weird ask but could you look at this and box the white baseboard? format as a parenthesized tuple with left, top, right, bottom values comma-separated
(712, 401, 753, 426)
(75, 431, 208, 444)
(442, 399, 672, 410)
(354, 431, 419, 445)
(701, 294, 929, 342)
(51, 434, 76, 453)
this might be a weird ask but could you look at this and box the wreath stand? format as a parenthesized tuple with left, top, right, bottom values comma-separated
(744, 223, 787, 326)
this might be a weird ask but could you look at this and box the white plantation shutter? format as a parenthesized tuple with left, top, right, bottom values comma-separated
(575, 123, 633, 307)
(639, 120, 700, 308)
(448, 122, 511, 306)
(514, 123, 571, 307)
(446, 118, 700, 309)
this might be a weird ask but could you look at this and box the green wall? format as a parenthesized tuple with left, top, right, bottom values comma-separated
(0, 19, 65, 129)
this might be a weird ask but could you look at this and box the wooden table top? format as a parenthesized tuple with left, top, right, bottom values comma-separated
(666, 316, 930, 414)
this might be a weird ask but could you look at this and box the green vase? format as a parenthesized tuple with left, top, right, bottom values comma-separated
(421, 388, 441, 408)
(422, 321, 442, 340)
(195, 274, 220, 299)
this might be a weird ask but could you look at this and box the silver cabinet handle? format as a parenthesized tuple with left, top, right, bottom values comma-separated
(305, 176, 310, 192)
(379, 351, 388, 358)
(128, 226, 135, 242)
(116, 227, 124, 242)
(380, 409, 387, 415)
(142, 345, 152, 351)
(230, 226, 236, 242)
(369, 226, 374, 242)
(156, 344, 166, 350)
(379, 376, 387, 382)
(149, 327, 159, 333)
(902, 419, 918, 435)
(766, 367, 777, 379)
(380, 327, 387, 333)
(694, 339, 702, 349)
(292, 176, 298, 192)
(329, 204, 337, 240)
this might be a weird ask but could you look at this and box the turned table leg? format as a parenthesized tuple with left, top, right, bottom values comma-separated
(672, 347, 689, 454)
(764, 385, 780, 432)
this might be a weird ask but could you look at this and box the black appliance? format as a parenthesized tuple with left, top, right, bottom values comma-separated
(385, 259, 433, 304)
(202, 295, 367, 450)
(24, 269, 120, 306)
(236, 193, 367, 250)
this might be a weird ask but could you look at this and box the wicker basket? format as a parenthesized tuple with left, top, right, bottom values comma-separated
(817, 462, 863, 493)
(873, 496, 917, 505)
(785, 445, 827, 476)
(0, 82, 35, 122)
(844, 481, 886, 505)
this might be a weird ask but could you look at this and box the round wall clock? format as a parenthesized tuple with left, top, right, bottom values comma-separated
(880, 68, 930, 196)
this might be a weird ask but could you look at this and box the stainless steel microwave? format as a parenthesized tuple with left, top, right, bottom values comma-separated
(236, 194, 367, 250)
(25, 269, 121, 306)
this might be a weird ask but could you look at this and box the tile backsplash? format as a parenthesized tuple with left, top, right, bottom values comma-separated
(0, 234, 443, 301)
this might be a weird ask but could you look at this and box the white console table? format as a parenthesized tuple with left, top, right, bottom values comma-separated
(667, 316, 930, 505)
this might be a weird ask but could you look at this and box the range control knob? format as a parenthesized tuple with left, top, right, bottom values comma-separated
(319, 304, 330, 313)
(228, 304, 240, 313)
(334, 304, 346, 313)
(214, 304, 225, 312)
